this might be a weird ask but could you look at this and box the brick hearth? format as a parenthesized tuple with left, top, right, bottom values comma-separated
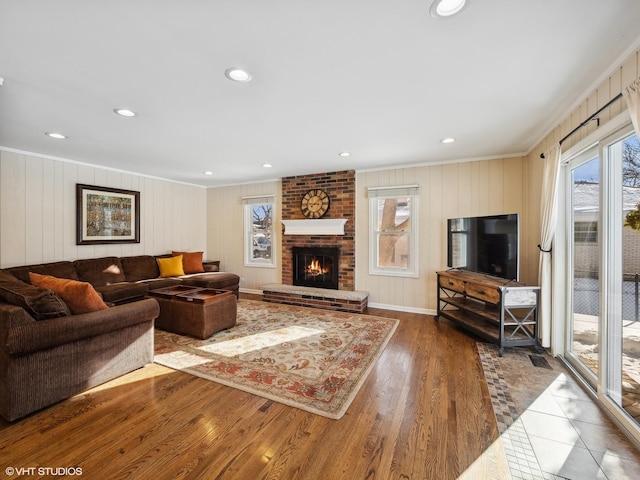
(262, 284, 368, 314)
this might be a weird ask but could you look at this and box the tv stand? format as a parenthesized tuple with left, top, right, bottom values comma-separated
(435, 270, 542, 356)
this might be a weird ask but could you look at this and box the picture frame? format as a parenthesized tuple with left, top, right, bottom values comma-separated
(76, 184, 140, 245)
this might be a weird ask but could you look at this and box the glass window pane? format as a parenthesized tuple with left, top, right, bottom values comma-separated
(376, 197, 411, 231)
(377, 233, 410, 268)
(244, 200, 275, 267)
(251, 204, 272, 259)
(620, 134, 640, 422)
(571, 157, 600, 379)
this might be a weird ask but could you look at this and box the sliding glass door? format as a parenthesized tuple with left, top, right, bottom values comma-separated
(564, 125, 640, 437)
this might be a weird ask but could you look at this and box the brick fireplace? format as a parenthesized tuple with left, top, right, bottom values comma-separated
(280, 170, 356, 291)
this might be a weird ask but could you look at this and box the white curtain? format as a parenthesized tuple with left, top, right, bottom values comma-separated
(538, 143, 561, 348)
(624, 77, 640, 137)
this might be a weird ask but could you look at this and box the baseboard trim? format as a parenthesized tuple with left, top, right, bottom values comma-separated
(367, 302, 434, 316)
(239, 287, 264, 295)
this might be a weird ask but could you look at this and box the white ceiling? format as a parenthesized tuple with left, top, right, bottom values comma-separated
(1, 1, 640, 187)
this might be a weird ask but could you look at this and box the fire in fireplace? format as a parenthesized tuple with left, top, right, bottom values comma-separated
(293, 247, 339, 290)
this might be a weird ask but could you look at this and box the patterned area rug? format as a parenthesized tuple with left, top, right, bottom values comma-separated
(154, 299, 399, 419)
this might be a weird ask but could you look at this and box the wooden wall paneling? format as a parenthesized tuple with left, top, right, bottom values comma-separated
(0, 152, 26, 267)
(622, 51, 639, 93)
(206, 181, 280, 289)
(76, 164, 96, 260)
(427, 164, 444, 310)
(53, 159, 65, 260)
(610, 67, 623, 117)
(471, 160, 491, 215)
(179, 184, 191, 250)
(597, 77, 612, 124)
(488, 158, 505, 212)
(61, 162, 75, 261)
(441, 163, 460, 221)
(168, 183, 179, 250)
(41, 158, 56, 262)
(457, 160, 473, 214)
(585, 92, 598, 139)
(153, 181, 165, 254)
(411, 166, 429, 310)
(504, 157, 524, 215)
(0, 150, 207, 268)
(354, 171, 372, 293)
(143, 177, 154, 253)
(25, 156, 44, 264)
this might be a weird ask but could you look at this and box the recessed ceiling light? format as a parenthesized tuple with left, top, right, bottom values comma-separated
(204, 171, 214, 176)
(441, 137, 456, 144)
(339, 152, 351, 157)
(430, 0, 467, 18)
(225, 68, 253, 83)
(262, 163, 273, 168)
(114, 108, 136, 117)
(45, 132, 67, 139)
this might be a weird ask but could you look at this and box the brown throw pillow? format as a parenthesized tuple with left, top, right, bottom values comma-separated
(29, 272, 109, 315)
(0, 270, 70, 320)
(172, 251, 205, 274)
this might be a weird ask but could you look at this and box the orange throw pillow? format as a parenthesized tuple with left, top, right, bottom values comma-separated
(172, 251, 205, 274)
(29, 272, 109, 315)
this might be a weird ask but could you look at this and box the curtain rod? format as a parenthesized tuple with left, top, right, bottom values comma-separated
(539, 92, 623, 158)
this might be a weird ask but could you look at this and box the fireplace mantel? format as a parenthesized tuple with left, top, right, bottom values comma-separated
(282, 219, 347, 235)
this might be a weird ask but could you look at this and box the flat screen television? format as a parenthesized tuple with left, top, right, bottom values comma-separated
(447, 213, 519, 281)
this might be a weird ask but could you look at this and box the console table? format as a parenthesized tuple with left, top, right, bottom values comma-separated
(435, 270, 542, 356)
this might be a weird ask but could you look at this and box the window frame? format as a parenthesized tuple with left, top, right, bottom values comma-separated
(242, 195, 276, 268)
(368, 185, 419, 278)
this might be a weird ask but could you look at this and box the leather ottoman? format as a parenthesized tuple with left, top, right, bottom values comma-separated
(149, 286, 237, 339)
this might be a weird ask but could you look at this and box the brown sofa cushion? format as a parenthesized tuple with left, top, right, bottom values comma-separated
(6, 261, 79, 284)
(73, 257, 125, 287)
(139, 277, 183, 290)
(95, 283, 149, 304)
(121, 255, 160, 282)
(0, 270, 70, 320)
(29, 273, 109, 314)
(181, 272, 240, 290)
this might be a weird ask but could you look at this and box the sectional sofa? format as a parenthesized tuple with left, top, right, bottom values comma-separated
(0, 253, 240, 421)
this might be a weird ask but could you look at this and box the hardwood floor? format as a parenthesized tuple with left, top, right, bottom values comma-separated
(0, 296, 509, 479)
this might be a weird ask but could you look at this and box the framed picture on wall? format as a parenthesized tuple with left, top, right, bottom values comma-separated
(76, 184, 140, 245)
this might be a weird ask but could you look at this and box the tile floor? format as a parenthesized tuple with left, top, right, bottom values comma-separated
(478, 343, 640, 480)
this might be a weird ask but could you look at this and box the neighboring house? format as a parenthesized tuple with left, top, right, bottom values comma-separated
(573, 182, 640, 280)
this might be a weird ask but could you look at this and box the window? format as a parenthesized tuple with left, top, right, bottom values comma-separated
(242, 195, 275, 268)
(448, 217, 470, 267)
(574, 221, 598, 243)
(368, 185, 419, 277)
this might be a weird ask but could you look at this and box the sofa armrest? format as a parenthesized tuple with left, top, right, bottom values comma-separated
(0, 302, 37, 346)
(4, 298, 160, 356)
(203, 261, 220, 272)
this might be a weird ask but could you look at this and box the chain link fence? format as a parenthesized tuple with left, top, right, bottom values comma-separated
(573, 271, 640, 323)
